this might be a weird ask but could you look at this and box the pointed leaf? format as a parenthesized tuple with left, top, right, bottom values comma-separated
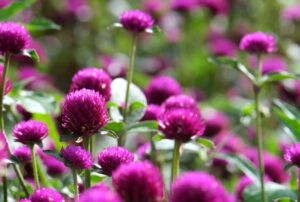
(26, 18, 61, 32)
(127, 121, 158, 133)
(262, 72, 298, 85)
(0, 0, 36, 20)
(152, 133, 165, 142)
(194, 137, 215, 149)
(18, 49, 40, 63)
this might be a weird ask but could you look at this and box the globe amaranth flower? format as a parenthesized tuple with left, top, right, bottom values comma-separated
(262, 56, 287, 75)
(30, 188, 64, 202)
(13, 120, 48, 145)
(13, 146, 31, 163)
(282, 4, 300, 21)
(112, 161, 164, 202)
(0, 22, 31, 54)
(208, 36, 237, 57)
(235, 176, 252, 202)
(61, 145, 93, 170)
(78, 187, 122, 202)
(171, 0, 198, 12)
(198, 0, 229, 15)
(159, 109, 205, 142)
(98, 146, 134, 176)
(70, 68, 112, 102)
(62, 89, 108, 136)
(142, 104, 160, 121)
(120, 10, 154, 32)
(145, 76, 182, 105)
(0, 65, 12, 95)
(202, 109, 229, 137)
(39, 151, 68, 176)
(239, 32, 277, 54)
(170, 171, 228, 202)
(161, 95, 199, 114)
(284, 143, 300, 168)
(0, 0, 11, 9)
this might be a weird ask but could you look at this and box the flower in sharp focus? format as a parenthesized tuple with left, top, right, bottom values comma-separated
(78, 187, 122, 202)
(112, 161, 164, 202)
(0, 65, 12, 95)
(98, 146, 134, 176)
(160, 95, 199, 114)
(145, 76, 182, 105)
(70, 68, 112, 102)
(30, 188, 64, 202)
(284, 143, 300, 168)
(62, 89, 108, 137)
(13, 120, 48, 145)
(13, 146, 32, 163)
(120, 10, 154, 32)
(61, 145, 93, 170)
(239, 32, 277, 54)
(0, 22, 31, 54)
(170, 171, 228, 202)
(159, 109, 205, 142)
(142, 104, 160, 121)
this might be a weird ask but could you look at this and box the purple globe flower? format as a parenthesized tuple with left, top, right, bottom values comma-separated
(198, 0, 229, 15)
(61, 145, 93, 170)
(202, 110, 229, 137)
(62, 89, 108, 137)
(159, 109, 205, 142)
(112, 161, 164, 202)
(13, 146, 31, 163)
(239, 32, 277, 54)
(170, 171, 228, 202)
(0, 0, 11, 9)
(208, 36, 237, 57)
(98, 146, 134, 176)
(171, 0, 198, 12)
(78, 187, 122, 202)
(235, 176, 252, 202)
(262, 56, 287, 75)
(13, 120, 48, 145)
(70, 68, 112, 102)
(142, 104, 160, 121)
(120, 10, 154, 32)
(160, 95, 199, 113)
(284, 143, 300, 168)
(145, 76, 182, 105)
(30, 188, 64, 202)
(39, 151, 68, 176)
(282, 4, 300, 21)
(0, 22, 31, 54)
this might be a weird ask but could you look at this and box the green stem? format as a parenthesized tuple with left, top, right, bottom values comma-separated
(84, 137, 91, 189)
(37, 158, 49, 187)
(171, 141, 181, 185)
(118, 33, 137, 146)
(12, 165, 29, 197)
(150, 133, 157, 166)
(72, 169, 79, 199)
(2, 175, 7, 202)
(254, 54, 267, 202)
(30, 144, 39, 188)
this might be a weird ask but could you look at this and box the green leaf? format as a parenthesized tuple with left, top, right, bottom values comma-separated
(193, 137, 215, 149)
(152, 133, 165, 142)
(43, 150, 64, 162)
(18, 49, 40, 63)
(106, 101, 119, 109)
(261, 72, 298, 85)
(108, 22, 123, 30)
(284, 164, 294, 172)
(216, 153, 260, 185)
(243, 182, 297, 202)
(91, 172, 106, 186)
(0, 0, 36, 20)
(127, 121, 158, 133)
(209, 57, 255, 82)
(26, 18, 61, 33)
(129, 101, 146, 113)
(98, 130, 119, 139)
(103, 122, 125, 133)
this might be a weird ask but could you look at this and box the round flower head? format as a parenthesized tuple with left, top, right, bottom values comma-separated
(0, 65, 12, 95)
(239, 32, 277, 54)
(78, 187, 122, 202)
(62, 89, 108, 136)
(262, 56, 287, 75)
(284, 143, 300, 168)
(98, 146, 134, 176)
(142, 104, 160, 121)
(0, 22, 31, 54)
(170, 171, 227, 202)
(161, 95, 199, 113)
(199, 0, 229, 15)
(0, 0, 11, 9)
(120, 10, 154, 32)
(235, 176, 252, 202)
(13, 146, 31, 163)
(203, 110, 229, 137)
(282, 4, 300, 21)
(112, 161, 164, 202)
(171, 0, 197, 12)
(30, 188, 64, 202)
(70, 68, 112, 102)
(13, 120, 48, 145)
(145, 76, 182, 105)
(61, 145, 93, 170)
(159, 109, 205, 142)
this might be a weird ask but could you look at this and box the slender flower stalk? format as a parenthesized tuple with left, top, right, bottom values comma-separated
(84, 137, 91, 188)
(37, 158, 49, 187)
(0, 53, 10, 131)
(119, 33, 137, 146)
(171, 141, 181, 184)
(3, 173, 7, 202)
(72, 169, 79, 199)
(150, 132, 158, 166)
(30, 144, 40, 188)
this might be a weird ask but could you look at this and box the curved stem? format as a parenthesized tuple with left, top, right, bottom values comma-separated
(72, 169, 79, 199)
(30, 144, 39, 188)
(84, 137, 91, 189)
(118, 33, 137, 146)
(0, 53, 10, 132)
(171, 141, 181, 186)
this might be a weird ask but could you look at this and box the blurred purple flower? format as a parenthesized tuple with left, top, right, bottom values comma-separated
(282, 4, 300, 21)
(284, 143, 300, 168)
(30, 188, 64, 202)
(136, 143, 151, 160)
(198, 0, 229, 15)
(249, 55, 287, 75)
(171, 0, 198, 12)
(142, 0, 167, 16)
(13, 146, 31, 163)
(208, 36, 237, 57)
(120, 10, 154, 32)
(235, 176, 252, 202)
(112, 161, 164, 202)
(0, 0, 11, 8)
(100, 55, 127, 78)
(142, 104, 160, 121)
(202, 110, 229, 137)
(78, 187, 122, 202)
(39, 151, 68, 176)
(61, 145, 93, 170)
(16, 105, 32, 121)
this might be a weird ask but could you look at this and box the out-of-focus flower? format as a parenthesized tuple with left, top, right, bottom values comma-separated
(78, 187, 122, 202)
(202, 109, 229, 137)
(112, 161, 164, 202)
(160, 12, 182, 43)
(97, 146, 134, 176)
(39, 151, 69, 176)
(239, 32, 277, 54)
(0, 65, 12, 95)
(30, 188, 64, 202)
(62, 89, 108, 137)
(13, 146, 31, 163)
(0, 132, 9, 174)
(142, 0, 167, 16)
(100, 55, 127, 78)
(160, 95, 199, 114)
(171, 0, 198, 12)
(142, 104, 160, 121)
(235, 176, 253, 202)
(136, 143, 150, 160)
(249, 55, 287, 75)
(278, 81, 300, 107)
(140, 57, 171, 76)
(170, 171, 228, 202)
(198, 0, 229, 15)
(66, 0, 92, 21)
(61, 145, 93, 170)
(282, 4, 300, 21)
(0, 22, 31, 54)
(70, 68, 112, 102)
(284, 143, 300, 168)
(16, 105, 32, 121)
(120, 10, 154, 32)
(213, 132, 246, 153)
(208, 36, 237, 57)
(0, 0, 11, 8)
(145, 76, 182, 105)
(13, 120, 48, 145)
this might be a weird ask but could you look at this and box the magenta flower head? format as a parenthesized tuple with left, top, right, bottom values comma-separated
(61, 145, 93, 170)
(282, 4, 300, 21)
(161, 95, 199, 113)
(98, 146, 134, 176)
(239, 32, 277, 54)
(120, 10, 154, 32)
(0, 0, 11, 9)
(13, 146, 31, 163)
(170, 171, 227, 202)
(171, 0, 198, 12)
(0, 65, 12, 95)
(112, 161, 164, 202)
(198, 0, 229, 15)
(78, 187, 122, 202)
(203, 110, 229, 137)
(30, 188, 64, 202)
(142, 104, 160, 121)
(262, 56, 287, 75)
(235, 176, 252, 202)
(159, 109, 205, 142)
(39, 151, 68, 176)
(145, 76, 182, 105)
(70, 68, 112, 102)
(284, 143, 300, 168)
(13, 120, 48, 145)
(0, 132, 9, 171)
(0, 22, 31, 54)
(62, 89, 108, 137)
